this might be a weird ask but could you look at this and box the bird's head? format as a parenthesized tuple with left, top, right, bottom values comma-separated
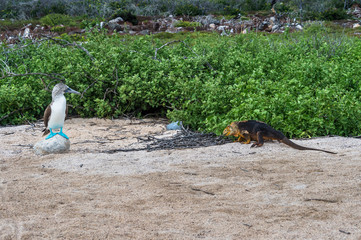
(52, 82, 80, 99)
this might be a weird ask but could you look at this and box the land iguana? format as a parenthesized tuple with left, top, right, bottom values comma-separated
(223, 120, 336, 154)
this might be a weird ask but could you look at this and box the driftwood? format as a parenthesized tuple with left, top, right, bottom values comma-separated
(103, 128, 231, 153)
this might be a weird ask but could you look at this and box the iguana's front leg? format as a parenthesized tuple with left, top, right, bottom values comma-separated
(251, 131, 264, 147)
(236, 135, 243, 142)
(234, 134, 245, 142)
(238, 130, 251, 144)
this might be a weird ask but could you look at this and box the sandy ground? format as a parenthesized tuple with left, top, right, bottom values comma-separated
(0, 118, 361, 239)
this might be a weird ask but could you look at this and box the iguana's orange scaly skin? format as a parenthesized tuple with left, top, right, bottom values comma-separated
(223, 120, 336, 154)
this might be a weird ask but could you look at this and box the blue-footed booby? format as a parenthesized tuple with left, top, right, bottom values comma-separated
(42, 83, 80, 139)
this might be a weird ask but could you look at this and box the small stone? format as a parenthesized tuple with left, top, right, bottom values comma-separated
(272, 25, 280, 31)
(22, 28, 31, 38)
(33, 134, 70, 155)
(218, 25, 228, 31)
(140, 30, 150, 35)
(295, 25, 303, 30)
(209, 23, 216, 29)
(108, 17, 124, 31)
(353, 23, 361, 29)
(258, 21, 269, 31)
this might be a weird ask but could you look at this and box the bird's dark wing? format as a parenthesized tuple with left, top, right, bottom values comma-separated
(42, 104, 51, 136)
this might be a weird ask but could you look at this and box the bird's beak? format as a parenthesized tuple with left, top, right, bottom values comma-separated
(65, 87, 81, 95)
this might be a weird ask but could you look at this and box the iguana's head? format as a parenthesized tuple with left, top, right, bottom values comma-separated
(223, 122, 240, 136)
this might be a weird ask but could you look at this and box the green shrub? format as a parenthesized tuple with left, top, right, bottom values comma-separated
(320, 8, 350, 21)
(274, 1, 293, 12)
(0, 19, 41, 31)
(221, 6, 241, 16)
(303, 8, 350, 21)
(174, 21, 201, 28)
(30, 0, 67, 18)
(109, 0, 131, 10)
(40, 13, 72, 26)
(58, 33, 86, 42)
(174, 4, 203, 16)
(51, 25, 66, 32)
(241, 0, 269, 11)
(1, 31, 361, 138)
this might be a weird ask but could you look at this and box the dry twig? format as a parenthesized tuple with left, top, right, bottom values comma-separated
(42, 35, 95, 61)
(154, 40, 181, 60)
(103, 128, 231, 153)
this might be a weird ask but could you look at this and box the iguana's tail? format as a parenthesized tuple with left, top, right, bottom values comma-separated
(281, 137, 337, 154)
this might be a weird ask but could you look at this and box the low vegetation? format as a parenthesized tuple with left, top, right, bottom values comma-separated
(1, 24, 361, 137)
(0, 0, 359, 20)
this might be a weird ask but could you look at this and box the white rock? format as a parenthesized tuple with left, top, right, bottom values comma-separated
(140, 30, 150, 35)
(108, 17, 124, 31)
(353, 23, 361, 29)
(295, 25, 303, 30)
(33, 134, 70, 155)
(22, 28, 31, 38)
(209, 23, 216, 29)
(272, 25, 279, 31)
(218, 25, 228, 31)
(109, 17, 124, 23)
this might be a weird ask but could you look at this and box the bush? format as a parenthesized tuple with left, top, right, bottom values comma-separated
(320, 8, 350, 20)
(174, 21, 202, 28)
(1, 30, 361, 138)
(51, 25, 66, 32)
(40, 13, 72, 26)
(273, 1, 292, 12)
(174, 4, 203, 16)
(303, 8, 350, 21)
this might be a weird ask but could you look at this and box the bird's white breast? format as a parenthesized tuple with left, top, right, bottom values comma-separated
(48, 96, 66, 129)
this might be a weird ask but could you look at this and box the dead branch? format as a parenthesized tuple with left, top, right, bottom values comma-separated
(190, 187, 215, 196)
(304, 198, 338, 203)
(339, 230, 351, 235)
(42, 35, 95, 61)
(80, 73, 100, 98)
(154, 40, 181, 60)
(102, 128, 231, 153)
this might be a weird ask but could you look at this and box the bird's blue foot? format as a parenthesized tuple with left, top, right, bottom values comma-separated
(45, 128, 57, 139)
(45, 128, 69, 140)
(58, 128, 69, 139)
